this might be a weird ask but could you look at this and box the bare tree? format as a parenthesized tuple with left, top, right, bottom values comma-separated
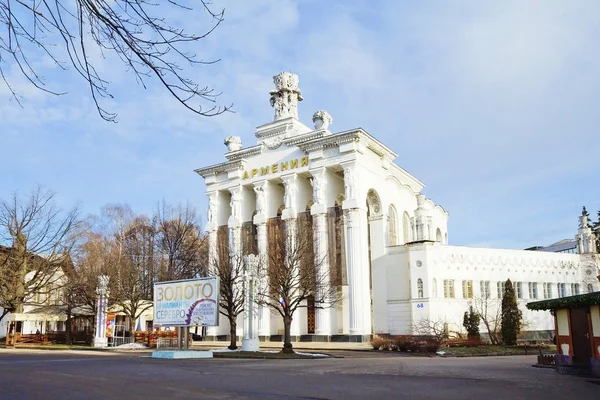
(0, 0, 230, 121)
(0, 187, 80, 326)
(69, 230, 113, 337)
(154, 201, 207, 282)
(471, 294, 502, 345)
(110, 215, 156, 333)
(213, 241, 245, 350)
(412, 318, 461, 342)
(257, 220, 340, 354)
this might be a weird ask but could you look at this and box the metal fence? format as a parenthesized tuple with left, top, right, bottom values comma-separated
(109, 336, 135, 347)
(156, 337, 180, 350)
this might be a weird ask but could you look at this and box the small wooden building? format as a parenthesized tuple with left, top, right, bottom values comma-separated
(527, 291, 600, 376)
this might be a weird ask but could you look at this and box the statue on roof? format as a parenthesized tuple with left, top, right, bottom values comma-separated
(269, 72, 303, 121)
(313, 110, 332, 130)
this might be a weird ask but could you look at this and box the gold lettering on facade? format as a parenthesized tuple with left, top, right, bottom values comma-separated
(242, 157, 309, 179)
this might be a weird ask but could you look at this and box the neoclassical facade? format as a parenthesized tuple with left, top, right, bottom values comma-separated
(196, 72, 600, 341)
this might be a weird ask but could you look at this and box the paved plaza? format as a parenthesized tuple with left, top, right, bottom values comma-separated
(0, 349, 598, 399)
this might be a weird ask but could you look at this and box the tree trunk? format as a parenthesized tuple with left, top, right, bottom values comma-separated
(65, 307, 72, 345)
(282, 313, 294, 354)
(129, 311, 137, 335)
(482, 319, 499, 345)
(228, 319, 237, 350)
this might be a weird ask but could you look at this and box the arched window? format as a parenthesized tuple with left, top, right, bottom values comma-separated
(388, 205, 398, 246)
(436, 228, 442, 242)
(403, 212, 412, 244)
(417, 278, 424, 298)
(444, 232, 448, 244)
(588, 283, 594, 293)
(431, 278, 437, 298)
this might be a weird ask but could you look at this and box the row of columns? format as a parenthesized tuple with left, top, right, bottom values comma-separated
(206, 162, 371, 336)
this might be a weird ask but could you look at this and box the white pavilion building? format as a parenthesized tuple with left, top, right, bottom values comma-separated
(195, 72, 600, 342)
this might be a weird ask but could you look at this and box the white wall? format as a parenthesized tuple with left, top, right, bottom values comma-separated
(382, 242, 587, 336)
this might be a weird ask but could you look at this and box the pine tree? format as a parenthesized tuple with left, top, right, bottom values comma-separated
(501, 279, 522, 345)
(594, 210, 600, 250)
(463, 306, 481, 339)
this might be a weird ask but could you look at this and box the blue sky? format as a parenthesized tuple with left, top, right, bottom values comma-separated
(1, 0, 599, 249)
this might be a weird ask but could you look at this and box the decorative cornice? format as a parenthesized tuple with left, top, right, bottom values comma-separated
(225, 144, 264, 161)
(299, 130, 360, 153)
(297, 128, 398, 160)
(358, 129, 398, 159)
(255, 121, 295, 140)
(194, 159, 246, 178)
(440, 251, 580, 270)
(284, 130, 326, 146)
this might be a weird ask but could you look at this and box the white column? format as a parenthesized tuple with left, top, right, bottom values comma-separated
(310, 168, 332, 336)
(228, 186, 243, 339)
(281, 173, 300, 336)
(253, 180, 270, 337)
(207, 230, 218, 273)
(342, 162, 369, 335)
(283, 217, 302, 336)
(205, 192, 220, 337)
(255, 222, 270, 336)
(228, 186, 243, 256)
(312, 212, 331, 335)
(344, 208, 363, 335)
(206, 191, 219, 274)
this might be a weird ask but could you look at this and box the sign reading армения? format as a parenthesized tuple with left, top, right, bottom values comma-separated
(242, 156, 308, 179)
(153, 277, 219, 327)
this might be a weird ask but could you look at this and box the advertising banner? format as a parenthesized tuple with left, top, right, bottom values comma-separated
(153, 277, 219, 327)
(106, 313, 116, 338)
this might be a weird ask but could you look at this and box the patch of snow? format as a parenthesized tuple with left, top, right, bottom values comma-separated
(295, 352, 329, 357)
(115, 343, 148, 349)
(211, 348, 242, 352)
(436, 351, 446, 356)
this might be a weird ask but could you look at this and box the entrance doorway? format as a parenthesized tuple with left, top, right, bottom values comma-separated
(569, 307, 592, 364)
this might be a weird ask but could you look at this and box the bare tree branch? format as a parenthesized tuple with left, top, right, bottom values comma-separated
(0, 0, 231, 121)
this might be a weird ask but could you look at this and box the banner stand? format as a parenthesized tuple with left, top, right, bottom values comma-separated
(151, 277, 218, 360)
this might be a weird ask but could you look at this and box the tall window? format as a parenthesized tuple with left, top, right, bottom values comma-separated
(436, 228, 442, 242)
(571, 283, 580, 295)
(558, 283, 566, 298)
(516, 282, 523, 299)
(444, 280, 455, 298)
(480, 281, 491, 298)
(528, 283, 538, 299)
(497, 281, 506, 298)
(588, 283, 594, 293)
(403, 212, 412, 244)
(432, 278, 438, 298)
(417, 278, 424, 298)
(543, 283, 553, 299)
(462, 280, 473, 299)
(388, 205, 398, 246)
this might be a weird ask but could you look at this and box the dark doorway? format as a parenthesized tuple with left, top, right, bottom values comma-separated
(569, 307, 592, 364)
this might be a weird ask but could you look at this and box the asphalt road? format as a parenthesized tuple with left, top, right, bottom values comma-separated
(0, 349, 597, 399)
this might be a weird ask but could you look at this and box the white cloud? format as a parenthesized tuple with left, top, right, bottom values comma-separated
(1, 0, 600, 249)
